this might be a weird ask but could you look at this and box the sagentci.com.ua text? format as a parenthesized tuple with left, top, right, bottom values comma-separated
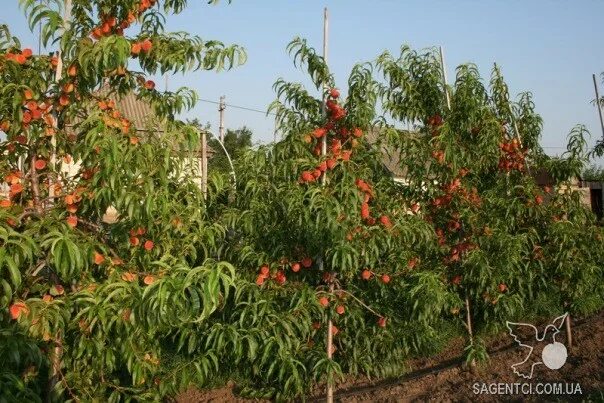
(473, 382, 582, 396)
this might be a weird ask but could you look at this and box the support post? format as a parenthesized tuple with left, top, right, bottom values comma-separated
(326, 282, 334, 403)
(201, 130, 208, 200)
(48, 0, 71, 206)
(593, 74, 604, 140)
(439, 46, 451, 109)
(321, 8, 329, 186)
(47, 1, 71, 399)
(322, 9, 333, 403)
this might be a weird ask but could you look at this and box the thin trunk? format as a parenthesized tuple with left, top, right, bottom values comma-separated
(565, 314, 573, 349)
(465, 296, 476, 368)
(46, 336, 63, 402)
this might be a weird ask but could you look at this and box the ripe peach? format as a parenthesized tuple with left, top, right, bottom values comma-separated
(141, 39, 153, 52)
(66, 215, 78, 228)
(131, 42, 142, 55)
(93, 252, 105, 265)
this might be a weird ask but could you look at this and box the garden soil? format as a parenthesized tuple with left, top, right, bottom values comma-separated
(176, 310, 603, 402)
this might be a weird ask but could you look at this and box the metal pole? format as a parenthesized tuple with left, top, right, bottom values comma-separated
(218, 95, 226, 143)
(439, 46, 451, 110)
(593, 74, 604, 140)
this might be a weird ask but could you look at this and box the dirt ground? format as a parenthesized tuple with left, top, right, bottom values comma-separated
(176, 310, 604, 402)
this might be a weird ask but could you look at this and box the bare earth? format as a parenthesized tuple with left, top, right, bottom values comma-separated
(176, 310, 604, 402)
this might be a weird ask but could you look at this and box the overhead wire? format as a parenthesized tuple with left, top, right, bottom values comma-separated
(197, 98, 277, 117)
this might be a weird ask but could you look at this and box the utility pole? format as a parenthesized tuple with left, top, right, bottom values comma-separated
(593, 74, 604, 140)
(218, 95, 226, 143)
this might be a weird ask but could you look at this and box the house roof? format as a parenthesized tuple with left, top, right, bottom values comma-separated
(97, 86, 215, 155)
(113, 90, 156, 132)
(364, 127, 412, 178)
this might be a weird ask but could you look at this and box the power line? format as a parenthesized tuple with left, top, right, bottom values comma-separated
(198, 98, 276, 116)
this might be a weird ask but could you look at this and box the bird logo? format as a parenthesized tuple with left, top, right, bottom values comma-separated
(506, 313, 569, 379)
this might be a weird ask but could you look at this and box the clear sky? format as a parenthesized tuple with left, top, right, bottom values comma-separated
(3, 1, 604, 158)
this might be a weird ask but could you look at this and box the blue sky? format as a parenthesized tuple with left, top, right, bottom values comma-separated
(3, 1, 604, 158)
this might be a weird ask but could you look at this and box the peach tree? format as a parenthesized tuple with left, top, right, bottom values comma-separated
(374, 46, 604, 362)
(207, 39, 454, 399)
(0, 0, 244, 400)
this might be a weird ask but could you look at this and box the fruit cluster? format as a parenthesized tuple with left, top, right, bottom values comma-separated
(4, 48, 33, 65)
(255, 257, 312, 286)
(129, 227, 155, 251)
(298, 88, 360, 183)
(98, 98, 133, 136)
(0, 171, 24, 208)
(90, 0, 155, 40)
(360, 268, 391, 284)
(498, 138, 526, 172)
(427, 113, 444, 136)
(18, 88, 58, 132)
(131, 38, 153, 56)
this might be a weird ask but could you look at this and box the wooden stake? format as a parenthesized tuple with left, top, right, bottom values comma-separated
(439, 46, 451, 110)
(47, 2, 71, 399)
(593, 74, 604, 140)
(321, 7, 329, 187)
(326, 282, 334, 403)
(48, 0, 71, 207)
(321, 9, 333, 402)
